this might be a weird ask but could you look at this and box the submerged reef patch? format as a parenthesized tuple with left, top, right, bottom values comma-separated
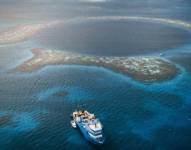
(38, 85, 94, 102)
(0, 114, 12, 127)
(0, 112, 38, 132)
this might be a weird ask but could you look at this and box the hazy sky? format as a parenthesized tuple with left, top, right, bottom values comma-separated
(0, 0, 191, 21)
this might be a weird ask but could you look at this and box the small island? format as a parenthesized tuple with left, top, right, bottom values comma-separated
(14, 48, 179, 83)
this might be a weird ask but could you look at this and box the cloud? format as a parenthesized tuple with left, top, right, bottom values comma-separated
(78, 0, 109, 3)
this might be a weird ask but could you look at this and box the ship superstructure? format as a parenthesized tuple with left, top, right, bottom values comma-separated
(71, 110, 105, 145)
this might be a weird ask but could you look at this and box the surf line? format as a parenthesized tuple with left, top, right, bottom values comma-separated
(62, 16, 191, 31)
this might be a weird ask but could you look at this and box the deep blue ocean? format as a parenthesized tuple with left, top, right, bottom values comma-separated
(0, 0, 191, 150)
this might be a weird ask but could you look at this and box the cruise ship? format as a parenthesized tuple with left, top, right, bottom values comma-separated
(71, 110, 105, 145)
